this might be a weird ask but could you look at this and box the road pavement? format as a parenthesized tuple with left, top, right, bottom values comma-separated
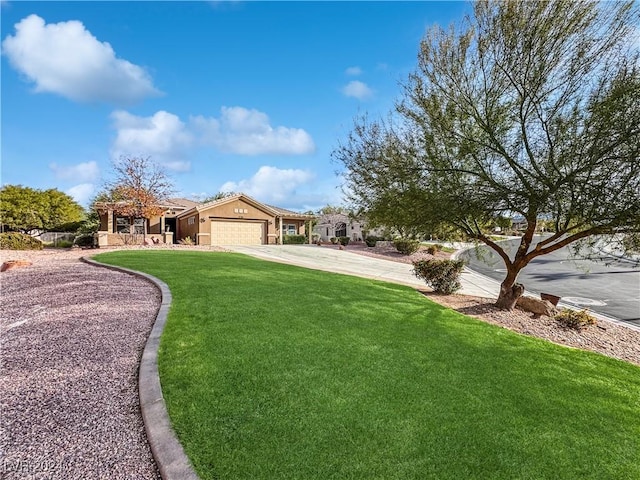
(458, 238, 640, 327)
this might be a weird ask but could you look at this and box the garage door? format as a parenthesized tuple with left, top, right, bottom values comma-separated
(210, 221, 263, 245)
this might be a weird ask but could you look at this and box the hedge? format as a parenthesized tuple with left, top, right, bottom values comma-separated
(0, 232, 44, 250)
(283, 235, 307, 245)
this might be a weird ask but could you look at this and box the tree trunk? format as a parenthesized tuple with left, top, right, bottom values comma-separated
(495, 266, 525, 310)
(495, 282, 525, 310)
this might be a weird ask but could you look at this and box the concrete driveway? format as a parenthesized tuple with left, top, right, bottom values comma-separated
(226, 244, 499, 298)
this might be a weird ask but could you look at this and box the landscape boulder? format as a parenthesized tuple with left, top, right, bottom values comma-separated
(516, 296, 558, 318)
(1, 260, 32, 272)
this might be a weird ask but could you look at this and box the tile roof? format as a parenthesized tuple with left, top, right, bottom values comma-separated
(176, 193, 315, 218)
(164, 197, 199, 209)
(265, 204, 314, 218)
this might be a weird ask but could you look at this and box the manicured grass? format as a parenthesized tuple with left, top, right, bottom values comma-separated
(95, 251, 640, 480)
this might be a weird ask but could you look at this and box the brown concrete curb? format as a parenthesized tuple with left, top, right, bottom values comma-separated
(81, 257, 199, 480)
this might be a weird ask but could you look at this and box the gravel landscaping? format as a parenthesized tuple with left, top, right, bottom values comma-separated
(0, 248, 167, 479)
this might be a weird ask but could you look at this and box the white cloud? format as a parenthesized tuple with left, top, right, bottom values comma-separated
(342, 80, 374, 100)
(50, 160, 99, 182)
(345, 66, 362, 76)
(66, 183, 95, 206)
(2, 14, 160, 104)
(220, 166, 315, 204)
(192, 106, 315, 155)
(110, 110, 193, 171)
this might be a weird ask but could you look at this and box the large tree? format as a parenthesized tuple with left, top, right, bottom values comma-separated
(336, 117, 440, 240)
(337, 0, 640, 309)
(99, 156, 174, 235)
(0, 185, 85, 234)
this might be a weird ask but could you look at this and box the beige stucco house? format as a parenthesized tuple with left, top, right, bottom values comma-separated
(312, 213, 385, 243)
(96, 193, 313, 246)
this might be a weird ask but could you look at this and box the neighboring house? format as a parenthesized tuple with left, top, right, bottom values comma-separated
(96, 193, 313, 246)
(313, 213, 384, 243)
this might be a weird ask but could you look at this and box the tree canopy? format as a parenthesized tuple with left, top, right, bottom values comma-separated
(0, 185, 85, 234)
(335, 0, 640, 308)
(97, 156, 174, 234)
(200, 191, 237, 203)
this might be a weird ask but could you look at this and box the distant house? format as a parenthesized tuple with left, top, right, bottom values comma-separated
(96, 193, 314, 246)
(313, 213, 384, 243)
(511, 216, 529, 231)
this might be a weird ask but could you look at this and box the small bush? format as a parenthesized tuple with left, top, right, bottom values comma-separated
(622, 233, 640, 253)
(330, 237, 337, 244)
(283, 235, 307, 245)
(554, 309, 597, 330)
(52, 240, 74, 248)
(74, 234, 95, 247)
(179, 236, 194, 245)
(412, 259, 465, 294)
(365, 236, 383, 247)
(426, 244, 443, 255)
(393, 238, 421, 255)
(0, 232, 44, 250)
(338, 236, 350, 246)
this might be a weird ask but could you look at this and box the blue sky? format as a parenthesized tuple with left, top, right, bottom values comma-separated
(1, 1, 470, 211)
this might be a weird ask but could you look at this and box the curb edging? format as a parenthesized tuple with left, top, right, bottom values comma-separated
(81, 257, 199, 480)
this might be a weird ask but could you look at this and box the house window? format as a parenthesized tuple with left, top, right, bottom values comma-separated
(335, 222, 347, 238)
(283, 224, 297, 235)
(132, 218, 145, 234)
(188, 216, 195, 225)
(116, 217, 145, 234)
(116, 217, 129, 233)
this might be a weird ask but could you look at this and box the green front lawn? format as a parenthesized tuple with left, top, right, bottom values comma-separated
(95, 251, 640, 480)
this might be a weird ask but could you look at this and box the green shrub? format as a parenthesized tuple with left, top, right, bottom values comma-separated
(393, 238, 421, 255)
(622, 233, 640, 253)
(74, 234, 95, 247)
(426, 244, 443, 255)
(365, 236, 383, 247)
(338, 236, 350, 246)
(179, 236, 194, 245)
(283, 235, 307, 245)
(330, 237, 337, 244)
(554, 309, 597, 330)
(412, 259, 465, 294)
(0, 232, 44, 250)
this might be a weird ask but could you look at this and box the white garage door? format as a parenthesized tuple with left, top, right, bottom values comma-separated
(211, 221, 263, 245)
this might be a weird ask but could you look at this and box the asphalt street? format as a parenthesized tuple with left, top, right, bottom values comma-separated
(458, 237, 640, 326)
